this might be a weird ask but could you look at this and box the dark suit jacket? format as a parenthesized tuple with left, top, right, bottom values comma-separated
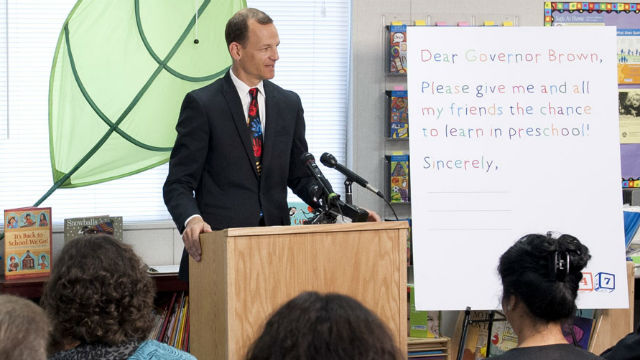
(163, 71, 318, 280)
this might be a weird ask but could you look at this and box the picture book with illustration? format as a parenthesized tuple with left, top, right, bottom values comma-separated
(4, 207, 52, 279)
(389, 24, 407, 74)
(64, 215, 123, 243)
(389, 90, 409, 139)
(388, 154, 410, 203)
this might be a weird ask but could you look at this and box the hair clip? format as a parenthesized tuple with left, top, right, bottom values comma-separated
(554, 250, 570, 280)
(546, 230, 562, 240)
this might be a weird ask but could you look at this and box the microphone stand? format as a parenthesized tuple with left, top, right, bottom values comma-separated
(303, 189, 338, 225)
(303, 183, 368, 224)
(344, 179, 353, 205)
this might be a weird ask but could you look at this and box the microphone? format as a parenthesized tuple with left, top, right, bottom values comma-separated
(301, 152, 338, 203)
(320, 152, 384, 199)
(301, 152, 369, 223)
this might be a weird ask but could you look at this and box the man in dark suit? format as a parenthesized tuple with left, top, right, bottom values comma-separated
(163, 8, 325, 280)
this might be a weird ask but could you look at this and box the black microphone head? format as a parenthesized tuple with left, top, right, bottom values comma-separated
(320, 152, 337, 168)
(301, 152, 315, 163)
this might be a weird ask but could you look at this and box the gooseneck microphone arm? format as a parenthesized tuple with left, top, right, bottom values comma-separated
(320, 152, 385, 199)
(300, 152, 369, 223)
(301, 152, 338, 204)
(320, 152, 399, 221)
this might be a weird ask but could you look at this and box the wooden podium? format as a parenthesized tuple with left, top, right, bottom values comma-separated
(189, 222, 408, 360)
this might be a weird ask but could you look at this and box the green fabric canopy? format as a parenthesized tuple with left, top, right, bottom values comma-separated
(42, 0, 245, 204)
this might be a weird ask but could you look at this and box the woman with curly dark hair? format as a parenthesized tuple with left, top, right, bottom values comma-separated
(245, 291, 403, 360)
(491, 232, 602, 360)
(41, 234, 194, 360)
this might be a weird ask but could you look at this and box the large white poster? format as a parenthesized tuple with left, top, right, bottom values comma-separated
(407, 26, 627, 310)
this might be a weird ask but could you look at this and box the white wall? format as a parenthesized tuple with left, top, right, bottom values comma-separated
(51, 221, 183, 267)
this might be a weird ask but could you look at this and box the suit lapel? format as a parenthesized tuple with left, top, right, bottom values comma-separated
(261, 81, 278, 178)
(222, 72, 259, 178)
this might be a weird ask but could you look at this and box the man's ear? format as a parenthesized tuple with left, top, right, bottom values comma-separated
(229, 42, 241, 61)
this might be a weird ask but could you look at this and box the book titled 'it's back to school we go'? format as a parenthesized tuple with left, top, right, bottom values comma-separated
(3, 207, 52, 279)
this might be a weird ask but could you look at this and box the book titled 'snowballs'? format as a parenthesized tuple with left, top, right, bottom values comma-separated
(4, 207, 52, 279)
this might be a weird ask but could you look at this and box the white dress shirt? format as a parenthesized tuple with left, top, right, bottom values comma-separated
(229, 68, 266, 133)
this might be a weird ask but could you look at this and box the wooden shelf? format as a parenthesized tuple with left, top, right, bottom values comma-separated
(408, 336, 450, 360)
(0, 273, 187, 299)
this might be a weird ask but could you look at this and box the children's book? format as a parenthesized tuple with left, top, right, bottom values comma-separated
(4, 207, 52, 279)
(562, 316, 595, 350)
(488, 319, 518, 356)
(408, 285, 441, 338)
(389, 24, 407, 74)
(64, 215, 123, 243)
(287, 201, 316, 225)
(389, 90, 409, 138)
(388, 154, 410, 203)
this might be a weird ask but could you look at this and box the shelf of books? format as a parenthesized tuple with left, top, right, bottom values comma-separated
(151, 291, 190, 352)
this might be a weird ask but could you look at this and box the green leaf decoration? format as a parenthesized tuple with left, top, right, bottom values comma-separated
(45, 0, 245, 201)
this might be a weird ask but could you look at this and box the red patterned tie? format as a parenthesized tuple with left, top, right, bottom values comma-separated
(248, 88, 263, 174)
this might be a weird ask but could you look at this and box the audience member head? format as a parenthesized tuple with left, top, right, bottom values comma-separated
(498, 232, 591, 324)
(0, 294, 51, 360)
(245, 291, 403, 360)
(40, 234, 155, 352)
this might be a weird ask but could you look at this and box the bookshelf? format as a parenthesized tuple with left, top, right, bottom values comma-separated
(408, 336, 450, 360)
(1, 273, 190, 351)
(0, 273, 187, 298)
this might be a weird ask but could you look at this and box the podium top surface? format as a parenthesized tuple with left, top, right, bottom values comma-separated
(215, 221, 409, 238)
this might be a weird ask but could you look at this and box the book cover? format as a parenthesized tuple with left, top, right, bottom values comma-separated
(183, 311, 190, 352)
(562, 316, 594, 350)
(389, 154, 410, 203)
(452, 311, 494, 360)
(462, 325, 481, 360)
(389, 24, 407, 74)
(4, 207, 52, 279)
(617, 29, 640, 84)
(409, 285, 440, 338)
(409, 285, 428, 338)
(287, 201, 316, 225)
(64, 215, 123, 243)
(168, 292, 184, 345)
(390, 90, 409, 138)
(489, 319, 518, 356)
(158, 292, 177, 341)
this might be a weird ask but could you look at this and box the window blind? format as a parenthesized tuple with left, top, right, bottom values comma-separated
(0, 0, 7, 140)
(0, 0, 350, 225)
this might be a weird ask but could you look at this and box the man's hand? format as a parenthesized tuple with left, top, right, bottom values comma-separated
(365, 209, 382, 222)
(183, 216, 212, 262)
